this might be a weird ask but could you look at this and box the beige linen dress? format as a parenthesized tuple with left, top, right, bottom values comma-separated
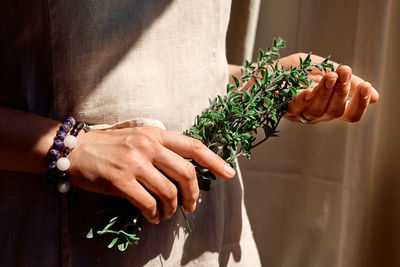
(0, 0, 261, 266)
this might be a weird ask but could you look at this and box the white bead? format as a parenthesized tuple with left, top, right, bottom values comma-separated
(64, 135, 77, 149)
(57, 181, 70, 193)
(57, 157, 70, 171)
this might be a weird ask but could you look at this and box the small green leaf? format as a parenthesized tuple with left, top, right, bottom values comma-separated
(232, 75, 240, 88)
(271, 113, 278, 123)
(323, 55, 331, 63)
(264, 97, 273, 106)
(86, 228, 94, 239)
(226, 84, 235, 93)
(314, 63, 324, 72)
(304, 53, 312, 65)
(118, 242, 129, 251)
(108, 237, 119, 248)
(289, 86, 298, 96)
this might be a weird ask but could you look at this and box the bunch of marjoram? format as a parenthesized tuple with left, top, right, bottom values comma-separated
(86, 38, 335, 251)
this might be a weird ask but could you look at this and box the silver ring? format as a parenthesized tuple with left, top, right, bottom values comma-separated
(299, 113, 313, 123)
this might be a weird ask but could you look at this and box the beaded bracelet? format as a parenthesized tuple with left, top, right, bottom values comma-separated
(46, 117, 89, 193)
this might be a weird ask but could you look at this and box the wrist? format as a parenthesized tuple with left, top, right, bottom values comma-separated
(46, 118, 89, 193)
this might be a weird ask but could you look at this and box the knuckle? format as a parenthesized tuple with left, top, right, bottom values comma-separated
(163, 203, 177, 220)
(319, 90, 333, 99)
(133, 135, 160, 155)
(162, 183, 178, 202)
(185, 188, 199, 205)
(142, 199, 157, 213)
(191, 190, 200, 203)
(182, 161, 197, 181)
(121, 135, 136, 149)
(189, 138, 204, 152)
(134, 135, 154, 147)
(335, 88, 350, 98)
(133, 163, 148, 176)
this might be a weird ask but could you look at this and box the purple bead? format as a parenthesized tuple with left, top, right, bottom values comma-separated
(49, 149, 60, 160)
(65, 117, 76, 127)
(59, 123, 71, 133)
(48, 160, 57, 169)
(56, 130, 67, 140)
(53, 139, 64, 150)
(64, 121, 73, 128)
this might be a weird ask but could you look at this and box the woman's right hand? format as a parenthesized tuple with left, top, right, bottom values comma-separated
(68, 125, 235, 224)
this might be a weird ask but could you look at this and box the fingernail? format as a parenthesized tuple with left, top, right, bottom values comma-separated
(185, 203, 196, 213)
(325, 78, 337, 89)
(153, 210, 160, 224)
(339, 70, 351, 83)
(224, 164, 236, 177)
(360, 83, 371, 98)
(150, 217, 160, 224)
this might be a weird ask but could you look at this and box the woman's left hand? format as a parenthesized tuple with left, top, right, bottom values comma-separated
(281, 53, 379, 124)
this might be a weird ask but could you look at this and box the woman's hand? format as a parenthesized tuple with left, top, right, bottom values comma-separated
(69, 126, 235, 224)
(280, 53, 379, 123)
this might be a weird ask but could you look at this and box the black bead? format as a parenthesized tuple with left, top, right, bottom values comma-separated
(59, 171, 69, 182)
(63, 147, 70, 156)
(75, 122, 85, 131)
(70, 129, 78, 136)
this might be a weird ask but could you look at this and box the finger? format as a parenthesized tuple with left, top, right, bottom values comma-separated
(284, 88, 314, 122)
(136, 165, 178, 219)
(370, 87, 379, 103)
(323, 67, 351, 120)
(340, 81, 372, 122)
(349, 74, 379, 103)
(153, 147, 199, 212)
(302, 71, 342, 120)
(157, 131, 236, 179)
(121, 181, 161, 224)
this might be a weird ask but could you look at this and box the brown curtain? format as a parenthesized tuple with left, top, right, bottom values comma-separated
(226, 0, 400, 266)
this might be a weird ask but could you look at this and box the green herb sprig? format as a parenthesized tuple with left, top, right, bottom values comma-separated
(86, 37, 335, 251)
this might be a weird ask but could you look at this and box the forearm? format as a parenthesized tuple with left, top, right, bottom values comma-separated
(0, 106, 59, 173)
